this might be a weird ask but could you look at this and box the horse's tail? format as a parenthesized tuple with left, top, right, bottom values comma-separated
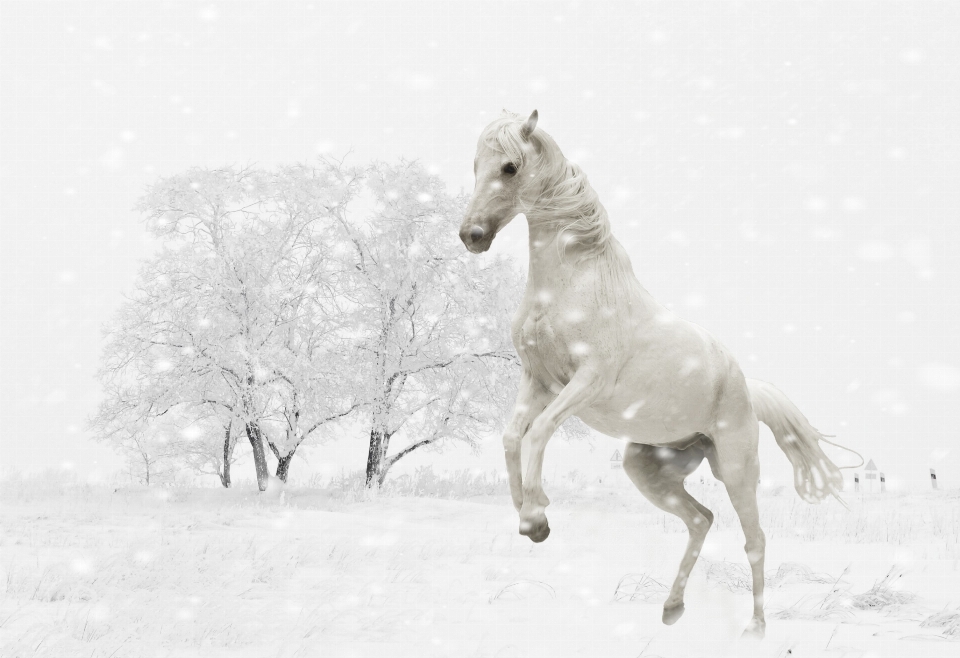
(746, 378, 860, 505)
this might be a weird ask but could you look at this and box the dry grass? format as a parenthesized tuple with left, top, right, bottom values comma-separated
(766, 562, 835, 588)
(772, 565, 920, 623)
(490, 580, 556, 602)
(697, 558, 837, 593)
(846, 567, 916, 611)
(921, 607, 960, 638)
(612, 573, 669, 603)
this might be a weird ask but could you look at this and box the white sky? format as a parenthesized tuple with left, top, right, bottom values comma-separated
(2, 2, 959, 489)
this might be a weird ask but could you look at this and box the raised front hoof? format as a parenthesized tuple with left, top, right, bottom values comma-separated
(741, 618, 765, 640)
(662, 603, 685, 625)
(519, 517, 551, 543)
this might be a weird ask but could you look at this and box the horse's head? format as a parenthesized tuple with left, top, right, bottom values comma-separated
(460, 109, 541, 253)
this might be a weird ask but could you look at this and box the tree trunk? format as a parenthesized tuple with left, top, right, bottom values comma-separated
(267, 440, 297, 483)
(365, 429, 391, 488)
(245, 421, 270, 491)
(377, 458, 392, 488)
(276, 450, 295, 482)
(220, 425, 232, 488)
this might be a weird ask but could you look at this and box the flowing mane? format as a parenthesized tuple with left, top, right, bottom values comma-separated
(481, 111, 614, 261)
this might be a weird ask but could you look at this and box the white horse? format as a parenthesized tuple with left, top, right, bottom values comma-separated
(459, 109, 860, 638)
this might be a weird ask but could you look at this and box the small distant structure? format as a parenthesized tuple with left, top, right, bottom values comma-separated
(610, 449, 622, 470)
(930, 468, 938, 490)
(864, 459, 878, 492)
(880, 472, 886, 493)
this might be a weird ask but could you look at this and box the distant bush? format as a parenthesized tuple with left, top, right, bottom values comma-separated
(6, 466, 959, 549)
(312, 466, 507, 501)
(0, 468, 97, 504)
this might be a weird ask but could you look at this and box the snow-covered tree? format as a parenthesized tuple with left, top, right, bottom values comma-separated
(92, 164, 363, 489)
(327, 159, 525, 488)
(175, 407, 243, 488)
(89, 378, 183, 486)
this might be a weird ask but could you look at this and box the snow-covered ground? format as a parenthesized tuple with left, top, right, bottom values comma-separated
(1, 473, 958, 657)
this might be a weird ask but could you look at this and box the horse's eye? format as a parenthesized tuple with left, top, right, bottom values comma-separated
(501, 162, 518, 176)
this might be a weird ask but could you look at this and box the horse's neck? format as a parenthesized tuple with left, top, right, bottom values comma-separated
(521, 155, 651, 309)
(523, 211, 653, 319)
(524, 219, 567, 288)
(524, 217, 617, 288)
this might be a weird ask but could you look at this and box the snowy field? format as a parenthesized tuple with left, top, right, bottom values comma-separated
(2, 472, 959, 658)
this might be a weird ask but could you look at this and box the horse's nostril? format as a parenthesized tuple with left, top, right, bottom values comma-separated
(469, 225, 484, 241)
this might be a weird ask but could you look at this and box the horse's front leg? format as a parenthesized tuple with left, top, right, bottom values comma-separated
(502, 371, 553, 512)
(519, 368, 603, 542)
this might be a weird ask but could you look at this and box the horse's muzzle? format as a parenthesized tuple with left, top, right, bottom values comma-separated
(459, 223, 491, 253)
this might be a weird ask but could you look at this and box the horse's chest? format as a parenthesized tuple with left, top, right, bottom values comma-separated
(513, 309, 581, 393)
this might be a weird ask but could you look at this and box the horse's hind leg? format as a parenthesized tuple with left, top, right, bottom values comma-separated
(712, 415, 767, 638)
(623, 442, 714, 625)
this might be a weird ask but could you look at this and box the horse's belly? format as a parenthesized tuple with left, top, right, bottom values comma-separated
(577, 404, 704, 446)
(577, 372, 718, 445)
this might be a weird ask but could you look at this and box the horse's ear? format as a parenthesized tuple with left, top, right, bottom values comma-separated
(521, 109, 539, 139)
